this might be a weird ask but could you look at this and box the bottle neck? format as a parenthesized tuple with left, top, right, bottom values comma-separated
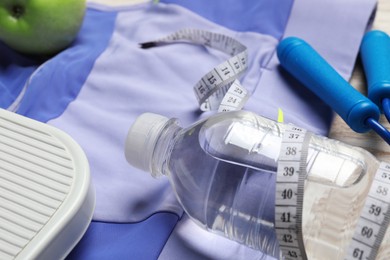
(150, 119, 181, 177)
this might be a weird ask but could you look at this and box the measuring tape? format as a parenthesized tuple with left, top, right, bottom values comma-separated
(142, 28, 390, 259)
(140, 28, 250, 112)
(276, 124, 311, 260)
(276, 127, 390, 260)
(346, 161, 390, 260)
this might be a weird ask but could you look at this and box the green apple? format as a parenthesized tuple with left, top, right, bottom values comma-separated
(0, 0, 86, 56)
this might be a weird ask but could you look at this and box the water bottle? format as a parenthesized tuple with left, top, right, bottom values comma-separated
(124, 110, 380, 259)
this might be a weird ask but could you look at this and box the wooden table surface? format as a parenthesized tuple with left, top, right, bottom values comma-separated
(329, 0, 390, 162)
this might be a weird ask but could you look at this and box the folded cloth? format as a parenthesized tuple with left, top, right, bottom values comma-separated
(0, 0, 377, 259)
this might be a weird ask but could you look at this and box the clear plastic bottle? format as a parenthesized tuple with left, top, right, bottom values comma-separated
(124, 110, 379, 259)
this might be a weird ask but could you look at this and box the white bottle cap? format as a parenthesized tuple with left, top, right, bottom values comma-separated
(125, 113, 169, 174)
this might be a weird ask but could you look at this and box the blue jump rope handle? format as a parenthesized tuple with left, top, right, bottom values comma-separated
(277, 37, 380, 133)
(360, 30, 390, 110)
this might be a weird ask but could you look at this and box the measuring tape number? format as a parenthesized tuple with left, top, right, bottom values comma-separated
(140, 28, 250, 112)
(346, 161, 390, 260)
(276, 130, 390, 260)
(276, 125, 311, 260)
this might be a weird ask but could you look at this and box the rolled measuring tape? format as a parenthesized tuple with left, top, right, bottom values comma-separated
(140, 28, 250, 112)
(346, 161, 390, 260)
(276, 124, 311, 260)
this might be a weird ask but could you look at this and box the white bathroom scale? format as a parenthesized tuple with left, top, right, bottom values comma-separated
(0, 109, 95, 259)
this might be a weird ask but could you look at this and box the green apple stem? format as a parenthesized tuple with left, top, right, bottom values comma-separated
(11, 5, 25, 19)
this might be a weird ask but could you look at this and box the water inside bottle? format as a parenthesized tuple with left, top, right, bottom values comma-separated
(165, 112, 375, 259)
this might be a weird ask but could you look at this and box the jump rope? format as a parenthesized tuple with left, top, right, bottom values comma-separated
(277, 30, 390, 145)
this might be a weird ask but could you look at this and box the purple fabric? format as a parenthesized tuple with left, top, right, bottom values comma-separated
(48, 3, 280, 223)
(67, 213, 179, 260)
(245, 0, 378, 135)
(5, 0, 376, 259)
(160, 0, 294, 39)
